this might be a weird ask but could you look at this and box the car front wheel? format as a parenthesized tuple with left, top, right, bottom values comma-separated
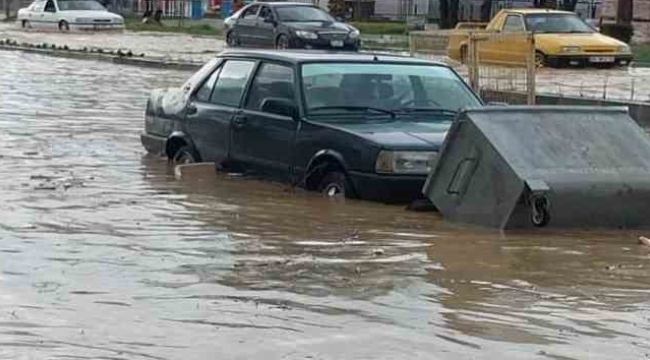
(318, 171, 352, 198)
(21, 20, 30, 29)
(171, 146, 199, 164)
(276, 34, 290, 50)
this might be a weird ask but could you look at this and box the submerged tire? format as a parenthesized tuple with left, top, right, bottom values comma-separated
(318, 171, 352, 198)
(171, 146, 199, 165)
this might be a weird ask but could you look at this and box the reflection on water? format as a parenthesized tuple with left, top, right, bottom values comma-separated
(1, 50, 650, 359)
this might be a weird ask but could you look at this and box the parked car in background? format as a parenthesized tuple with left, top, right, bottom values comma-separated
(140, 50, 482, 204)
(447, 9, 633, 68)
(17, 0, 124, 31)
(224, 2, 361, 51)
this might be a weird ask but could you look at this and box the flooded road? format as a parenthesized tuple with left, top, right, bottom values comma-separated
(1, 50, 650, 359)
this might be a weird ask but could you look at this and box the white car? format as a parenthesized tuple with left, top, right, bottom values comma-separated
(17, 0, 124, 32)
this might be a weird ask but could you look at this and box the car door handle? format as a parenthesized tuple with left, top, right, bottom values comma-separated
(232, 115, 247, 129)
(186, 103, 197, 115)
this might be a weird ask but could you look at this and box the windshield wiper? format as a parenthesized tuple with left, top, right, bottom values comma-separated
(310, 106, 396, 117)
(392, 107, 458, 116)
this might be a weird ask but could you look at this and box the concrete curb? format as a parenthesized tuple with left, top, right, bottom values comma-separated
(0, 43, 201, 71)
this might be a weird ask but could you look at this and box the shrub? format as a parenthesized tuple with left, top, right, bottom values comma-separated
(600, 23, 634, 44)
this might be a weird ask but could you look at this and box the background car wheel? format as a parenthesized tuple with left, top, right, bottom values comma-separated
(534, 51, 546, 68)
(171, 146, 199, 164)
(21, 20, 30, 29)
(276, 35, 290, 50)
(226, 31, 239, 47)
(318, 171, 352, 198)
(460, 45, 468, 64)
(59, 20, 70, 32)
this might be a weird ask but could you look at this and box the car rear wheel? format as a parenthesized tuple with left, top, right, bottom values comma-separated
(318, 171, 352, 198)
(171, 146, 199, 164)
(21, 20, 30, 29)
(460, 45, 468, 64)
(59, 20, 70, 32)
(276, 34, 290, 50)
(534, 51, 546, 68)
(226, 31, 239, 47)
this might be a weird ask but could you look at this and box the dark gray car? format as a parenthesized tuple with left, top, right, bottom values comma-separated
(140, 50, 483, 205)
(225, 2, 361, 51)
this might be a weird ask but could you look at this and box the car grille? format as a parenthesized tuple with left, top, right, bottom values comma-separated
(93, 19, 111, 23)
(319, 32, 347, 40)
(582, 47, 617, 54)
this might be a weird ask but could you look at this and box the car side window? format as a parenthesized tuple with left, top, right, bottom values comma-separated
(245, 63, 295, 112)
(259, 6, 273, 21)
(44, 0, 55, 12)
(503, 15, 524, 32)
(210, 60, 256, 107)
(195, 67, 222, 103)
(241, 5, 259, 19)
(32, 0, 45, 11)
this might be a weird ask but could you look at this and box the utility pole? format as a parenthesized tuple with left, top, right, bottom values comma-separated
(5, 0, 11, 20)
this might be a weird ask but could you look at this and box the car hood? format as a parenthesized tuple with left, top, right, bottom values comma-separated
(61, 10, 123, 20)
(536, 32, 626, 51)
(288, 21, 354, 33)
(316, 119, 452, 151)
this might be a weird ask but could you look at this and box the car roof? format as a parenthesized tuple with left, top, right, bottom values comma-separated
(249, 2, 316, 7)
(503, 8, 573, 14)
(217, 49, 449, 66)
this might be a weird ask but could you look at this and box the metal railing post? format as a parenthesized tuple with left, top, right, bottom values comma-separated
(526, 32, 536, 105)
(468, 33, 480, 93)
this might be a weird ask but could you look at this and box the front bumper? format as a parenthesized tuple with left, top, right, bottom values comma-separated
(348, 171, 428, 204)
(547, 53, 633, 66)
(72, 23, 124, 31)
(140, 132, 167, 157)
(293, 37, 360, 51)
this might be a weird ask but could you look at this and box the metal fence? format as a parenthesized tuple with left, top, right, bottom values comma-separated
(408, 30, 536, 105)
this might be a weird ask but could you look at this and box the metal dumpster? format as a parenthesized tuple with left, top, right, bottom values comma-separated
(423, 106, 650, 229)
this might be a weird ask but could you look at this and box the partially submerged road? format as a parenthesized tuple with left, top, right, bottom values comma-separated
(1, 49, 650, 360)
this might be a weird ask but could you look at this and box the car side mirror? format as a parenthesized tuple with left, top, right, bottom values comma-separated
(264, 16, 276, 25)
(261, 98, 298, 119)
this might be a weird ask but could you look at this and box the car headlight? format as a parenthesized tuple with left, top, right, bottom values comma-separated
(375, 150, 437, 174)
(618, 45, 631, 53)
(296, 30, 318, 40)
(561, 46, 581, 53)
(348, 29, 360, 39)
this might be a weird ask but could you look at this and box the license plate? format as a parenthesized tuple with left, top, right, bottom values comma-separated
(589, 56, 615, 63)
(330, 40, 343, 48)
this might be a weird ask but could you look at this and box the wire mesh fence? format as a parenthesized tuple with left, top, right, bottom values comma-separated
(409, 30, 536, 104)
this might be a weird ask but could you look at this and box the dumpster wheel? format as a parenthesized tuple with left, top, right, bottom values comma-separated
(530, 195, 550, 227)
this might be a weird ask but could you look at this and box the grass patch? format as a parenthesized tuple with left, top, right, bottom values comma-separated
(632, 43, 650, 66)
(350, 21, 409, 35)
(125, 17, 222, 37)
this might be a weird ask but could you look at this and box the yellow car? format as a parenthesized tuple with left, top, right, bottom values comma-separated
(448, 9, 633, 67)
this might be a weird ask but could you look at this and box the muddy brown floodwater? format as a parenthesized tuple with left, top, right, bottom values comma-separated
(1, 50, 650, 360)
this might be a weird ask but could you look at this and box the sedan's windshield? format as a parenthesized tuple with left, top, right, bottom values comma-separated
(302, 62, 481, 118)
(276, 6, 334, 22)
(525, 13, 594, 33)
(57, 0, 106, 10)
